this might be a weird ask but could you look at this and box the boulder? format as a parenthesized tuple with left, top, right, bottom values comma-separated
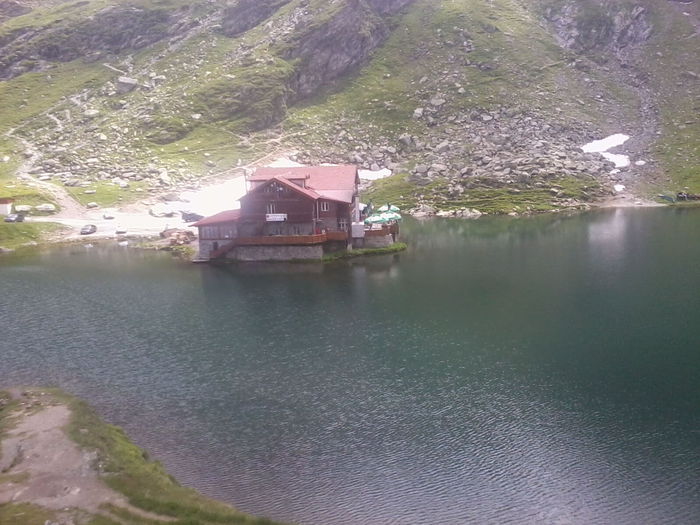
(116, 76, 138, 93)
(430, 96, 446, 107)
(435, 141, 450, 153)
(35, 203, 56, 212)
(412, 204, 436, 218)
(398, 134, 414, 148)
(458, 208, 482, 219)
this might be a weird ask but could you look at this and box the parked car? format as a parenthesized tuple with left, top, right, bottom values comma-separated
(115, 226, 127, 235)
(102, 212, 115, 220)
(80, 224, 97, 235)
(180, 211, 204, 223)
(4, 213, 24, 222)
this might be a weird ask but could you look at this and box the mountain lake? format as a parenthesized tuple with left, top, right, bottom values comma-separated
(1, 207, 699, 524)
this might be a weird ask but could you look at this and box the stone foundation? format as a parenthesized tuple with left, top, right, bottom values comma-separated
(227, 245, 324, 261)
(355, 235, 394, 249)
(197, 239, 217, 260)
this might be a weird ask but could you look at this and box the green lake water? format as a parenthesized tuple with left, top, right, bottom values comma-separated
(1, 207, 699, 524)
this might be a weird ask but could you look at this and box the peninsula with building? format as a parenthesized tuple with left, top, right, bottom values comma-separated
(193, 165, 401, 262)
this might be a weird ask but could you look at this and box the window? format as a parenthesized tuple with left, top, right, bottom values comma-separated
(267, 202, 276, 214)
(338, 218, 348, 230)
(320, 201, 330, 212)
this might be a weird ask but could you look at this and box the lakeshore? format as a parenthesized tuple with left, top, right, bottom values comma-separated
(0, 172, 674, 254)
(0, 388, 279, 525)
(0, 145, 680, 254)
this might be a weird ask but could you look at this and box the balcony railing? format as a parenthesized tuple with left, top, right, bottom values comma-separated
(235, 234, 326, 246)
(326, 231, 349, 241)
(209, 232, 349, 258)
(364, 224, 398, 237)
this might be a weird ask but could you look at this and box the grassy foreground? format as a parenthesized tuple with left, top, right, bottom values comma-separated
(0, 388, 281, 525)
(0, 222, 66, 250)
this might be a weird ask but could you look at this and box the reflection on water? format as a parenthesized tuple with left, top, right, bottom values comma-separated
(587, 207, 630, 266)
(1, 208, 699, 524)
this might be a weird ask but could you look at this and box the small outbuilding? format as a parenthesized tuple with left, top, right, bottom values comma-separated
(0, 198, 14, 216)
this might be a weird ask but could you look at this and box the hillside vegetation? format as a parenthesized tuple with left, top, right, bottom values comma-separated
(0, 0, 697, 215)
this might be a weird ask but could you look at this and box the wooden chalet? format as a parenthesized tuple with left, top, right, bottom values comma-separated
(194, 165, 362, 261)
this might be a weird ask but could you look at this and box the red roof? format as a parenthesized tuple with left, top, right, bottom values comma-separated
(243, 175, 349, 204)
(248, 165, 358, 203)
(194, 165, 358, 227)
(269, 175, 322, 200)
(0, 198, 14, 204)
(192, 209, 241, 227)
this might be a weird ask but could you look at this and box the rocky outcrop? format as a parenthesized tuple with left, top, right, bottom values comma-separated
(0, 4, 197, 79)
(285, 2, 393, 99)
(543, 1, 653, 59)
(284, 0, 417, 100)
(221, 0, 292, 37)
(0, 0, 30, 22)
(296, 102, 612, 213)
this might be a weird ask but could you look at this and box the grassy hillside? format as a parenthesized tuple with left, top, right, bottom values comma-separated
(0, 0, 697, 214)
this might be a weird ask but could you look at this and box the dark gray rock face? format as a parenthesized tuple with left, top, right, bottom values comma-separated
(0, 5, 197, 79)
(543, 1, 653, 58)
(285, 0, 417, 99)
(365, 0, 416, 15)
(0, 0, 30, 22)
(220, 0, 292, 38)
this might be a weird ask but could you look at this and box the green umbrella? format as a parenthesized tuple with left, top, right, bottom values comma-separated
(378, 204, 400, 212)
(379, 211, 402, 221)
(364, 214, 389, 224)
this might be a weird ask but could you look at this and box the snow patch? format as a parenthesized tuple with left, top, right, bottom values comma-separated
(602, 152, 631, 168)
(359, 168, 393, 181)
(179, 178, 247, 216)
(582, 133, 631, 168)
(266, 157, 304, 168)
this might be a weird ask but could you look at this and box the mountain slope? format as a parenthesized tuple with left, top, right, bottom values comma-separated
(0, 0, 697, 216)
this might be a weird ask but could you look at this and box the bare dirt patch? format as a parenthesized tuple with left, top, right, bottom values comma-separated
(0, 389, 172, 524)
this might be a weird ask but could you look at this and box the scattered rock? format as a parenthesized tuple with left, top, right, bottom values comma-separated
(116, 76, 138, 93)
(430, 95, 447, 107)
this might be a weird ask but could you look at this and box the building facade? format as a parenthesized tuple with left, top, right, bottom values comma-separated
(194, 165, 361, 261)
